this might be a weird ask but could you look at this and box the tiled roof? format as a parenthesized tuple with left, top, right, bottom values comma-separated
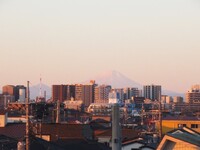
(95, 128, 139, 141)
(55, 138, 111, 150)
(40, 123, 93, 141)
(0, 123, 25, 139)
(30, 137, 65, 150)
(166, 127, 200, 147)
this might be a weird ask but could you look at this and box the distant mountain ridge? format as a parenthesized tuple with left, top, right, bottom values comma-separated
(29, 70, 184, 99)
(87, 70, 142, 88)
(30, 84, 51, 99)
(87, 70, 184, 97)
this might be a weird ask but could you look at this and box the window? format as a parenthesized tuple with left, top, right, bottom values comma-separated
(191, 124, 198, 128)
(178, 124, 187, 128)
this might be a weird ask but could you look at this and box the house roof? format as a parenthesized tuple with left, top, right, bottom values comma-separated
(163, 115, 200, 121)
(30, 137, 65, 150)
(95, 128, 139, 141)
(166, 127, 200, 147)
(168, 126, 200, 136)
(122, 138, 144, 146)
(0, 134, 17, 149)
(54, 138, 111, 150)
(158, 126, 200, 149)
(40, 123, 92, 141)
(0, 123, 25, 139)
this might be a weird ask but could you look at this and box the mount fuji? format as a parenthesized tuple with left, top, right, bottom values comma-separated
(87, 70, 142, 89)
(86, 70, 184, 97)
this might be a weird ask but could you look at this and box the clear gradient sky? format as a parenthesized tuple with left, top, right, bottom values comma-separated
(0, 0, 200, 92)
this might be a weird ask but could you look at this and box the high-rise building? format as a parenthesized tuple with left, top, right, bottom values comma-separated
(114, 89, 124, 102)
(143, 85, 162, 101)
(123, 87, 142, 100)
(75, 82, 95, 107)
(2, 85, 26, 102)
(123, 88, 130, 100)
(108, 91, 121, 104)
(94, 85, 111, 103)
(52, 81, 95, 106)
(66, 85, 76, 100)
(52, 85, 75, 102)
(166, 96, 173, 104)
(2, 85, 17, 100)
(82, 84, 95, 107)
(52, 85, 67, 102)
(16, 85, 26, 102)
(186, 85, 200, 103)
(173, 96, 183, 103)
(161, 95, 167, 103)
(75, 84, 83, 101)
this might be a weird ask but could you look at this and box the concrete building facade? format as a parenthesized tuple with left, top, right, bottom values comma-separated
(94, 85, 111, 103)
(52, 85, 75, 102)
(2, 85, 16, 100)
(186, 85, 200, 103)
(143, 85, 161, 101)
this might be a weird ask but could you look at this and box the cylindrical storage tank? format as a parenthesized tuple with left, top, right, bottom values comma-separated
(17, 141, 25, 150)
(19, 89, 26, 102)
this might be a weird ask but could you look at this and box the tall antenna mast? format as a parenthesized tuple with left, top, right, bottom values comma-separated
(39, 75, 42, 97)
(26, 81, 30, 150)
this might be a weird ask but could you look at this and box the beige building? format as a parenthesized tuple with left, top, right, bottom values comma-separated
(186, 84, 200, 103)
(75, 81, 95, 107)
(64, 97, 83, 111)
(94, 85, 111, 103)
(173, 96, 183, 103)
(0, 110, 7, 127)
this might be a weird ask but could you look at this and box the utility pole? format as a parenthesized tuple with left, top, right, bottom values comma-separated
(159, 92, 162, 139)
(112, 103, 121, 150)
(26, 81, 30, 150)
(56, 100, 60, 123)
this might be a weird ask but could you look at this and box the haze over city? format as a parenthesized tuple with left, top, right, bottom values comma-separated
(0, 0, 200, 93)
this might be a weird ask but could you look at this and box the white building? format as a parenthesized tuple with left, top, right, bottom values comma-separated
(186, 85, 200, 103)
(108, 91, 121, 104)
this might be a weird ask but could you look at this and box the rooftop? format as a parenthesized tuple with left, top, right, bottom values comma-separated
(163, 115, 200, 121)
(167, 127, 200, 147)
(0, 123, 25, 139)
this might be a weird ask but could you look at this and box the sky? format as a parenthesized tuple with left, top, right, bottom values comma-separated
(0, 0, 200, 93)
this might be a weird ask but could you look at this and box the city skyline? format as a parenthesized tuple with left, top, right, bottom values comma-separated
(0, 0, 200, 93)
